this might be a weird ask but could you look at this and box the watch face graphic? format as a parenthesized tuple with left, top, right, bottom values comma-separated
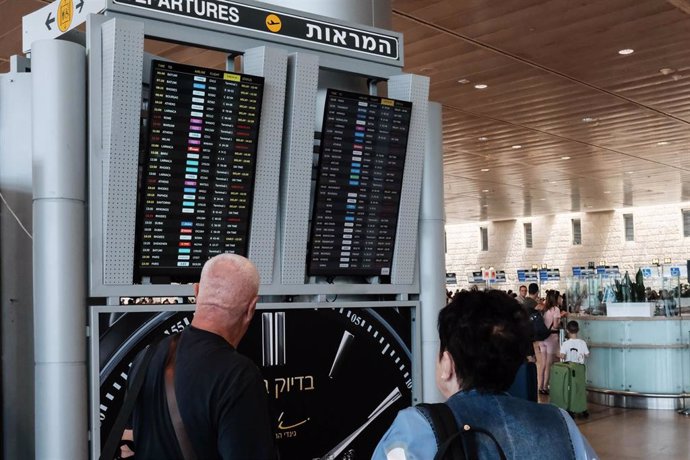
(97, 306, 413, 459)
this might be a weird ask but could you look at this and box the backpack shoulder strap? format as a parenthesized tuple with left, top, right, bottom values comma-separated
(165, 333, 198, 460)
(416, 403, 466, 460)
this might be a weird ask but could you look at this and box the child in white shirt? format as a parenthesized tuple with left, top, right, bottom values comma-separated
(560, 321, 589, 364)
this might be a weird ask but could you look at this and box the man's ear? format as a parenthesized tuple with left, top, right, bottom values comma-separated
(245, 296, 259, 323)
(439, 350, 456, 380)
(193, 283, 200, 298)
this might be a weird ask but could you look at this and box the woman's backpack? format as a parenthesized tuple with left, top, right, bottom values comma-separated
(417, 403, 507, 460)
(529, 309, 551, 341)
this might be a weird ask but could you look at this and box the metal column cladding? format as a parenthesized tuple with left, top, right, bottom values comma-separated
(101, 18, 145, 285)
(280, 52, 319, 284)
(31, 39, 88, 460)
(243, 46, 288, 284)
(387, 74, 430, 285)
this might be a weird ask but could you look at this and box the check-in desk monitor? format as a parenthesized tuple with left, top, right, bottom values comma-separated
(134, 60, 264, 282)
(308, 89, 412, 277)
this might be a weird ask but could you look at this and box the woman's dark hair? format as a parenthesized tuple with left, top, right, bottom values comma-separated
(438, 290, 532, 393)
(544, 290, 560, 310)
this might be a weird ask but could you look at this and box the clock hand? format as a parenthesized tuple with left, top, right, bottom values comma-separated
(328, 331, 355, 379)
(320, 387, 402, 460)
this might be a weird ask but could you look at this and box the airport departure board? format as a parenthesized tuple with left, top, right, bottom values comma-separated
(135, 60, 264, 281)
(308, 89, 412, 277)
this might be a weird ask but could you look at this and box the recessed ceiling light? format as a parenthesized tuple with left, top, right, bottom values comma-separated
(550, 181, 557, 184)
(482, 189, 490, 193)
(512, 145, 522, 149)
(657, 141, 670, 146)
(539, 198, 546, 201)
(482, 204, 489, 207)
(618, 48, 635, 55)
(474, 83, 488, 89)
(582, 117, 598, 123)
(626, 171, 634, 174)
(478, 136, 489, 141)
(561, 156, 571, 160)
(659, 68, 676, 75)
(481, 168, 490, 172)
(457, 78, 471, 84)
(586, 205, 593, 209)
(604, 191, 611, 194)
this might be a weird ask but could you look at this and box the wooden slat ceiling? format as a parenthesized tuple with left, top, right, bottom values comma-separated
(2, 0, 690, 223)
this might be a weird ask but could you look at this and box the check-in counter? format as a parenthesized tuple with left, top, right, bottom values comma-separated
(577, 315, 690, 409)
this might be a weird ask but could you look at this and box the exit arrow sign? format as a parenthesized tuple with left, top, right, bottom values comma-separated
(23, 0, 106, 53)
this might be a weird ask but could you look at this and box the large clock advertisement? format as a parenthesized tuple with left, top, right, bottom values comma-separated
(96, 305, 414, 459)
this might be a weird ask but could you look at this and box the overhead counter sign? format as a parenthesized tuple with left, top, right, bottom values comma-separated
(23, 0, 107, 53)
(110, 0, 401, 62)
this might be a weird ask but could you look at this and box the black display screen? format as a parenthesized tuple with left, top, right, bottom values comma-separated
(308, 89, 413, 277)
(134, 60, 264, 281)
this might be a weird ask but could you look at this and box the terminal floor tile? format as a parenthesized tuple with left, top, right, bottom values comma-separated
(568, 402, 689, 459)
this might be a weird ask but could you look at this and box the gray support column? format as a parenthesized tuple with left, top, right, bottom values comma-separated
(419, 102, 445, 403)
(0, 67, 34, 460)
(280, 53, 319, 284)
(243, 47, 288, 284)
(31, 40, 87, 459)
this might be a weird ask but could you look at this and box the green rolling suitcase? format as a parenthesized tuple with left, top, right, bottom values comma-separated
(550, 362, 588, 415)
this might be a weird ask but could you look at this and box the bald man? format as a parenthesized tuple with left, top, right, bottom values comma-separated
(130, 254, 277, 460)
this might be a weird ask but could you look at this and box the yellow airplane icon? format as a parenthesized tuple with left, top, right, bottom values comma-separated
(266, 14, 282, 33)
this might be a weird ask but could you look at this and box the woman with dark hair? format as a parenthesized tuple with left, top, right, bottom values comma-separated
(372, 290, 596, 459)
(537, 290, 563, 394)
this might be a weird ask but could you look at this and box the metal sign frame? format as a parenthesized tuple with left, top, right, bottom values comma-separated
(106, 0, 404, 67)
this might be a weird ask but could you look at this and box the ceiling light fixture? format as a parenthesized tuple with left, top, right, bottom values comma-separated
(539, 198, 546, 201)
(604, 191, 611, 194)
(561, 156, 571, 160)
(582, 117, 598, 123)
(482, 204, 489, 207)
(457, 78, 471, 84)
(657, 141, 670, 146)
(474, 83, 488, 89)
(550, 181, 557, 184)
(481, 168, 490, 172)
(659, 68, 676, 76)
(618, 48, 634, 55)
(482, 189, 490, 193)
(512, 145, 522, 149)
(478, 136, 489, 141)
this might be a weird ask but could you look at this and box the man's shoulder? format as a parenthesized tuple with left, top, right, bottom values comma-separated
(523, 298, 537, 308)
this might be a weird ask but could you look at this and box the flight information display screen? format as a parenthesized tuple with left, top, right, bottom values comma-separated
(134, 60, 264, 281)
(308, 89, 413, 277)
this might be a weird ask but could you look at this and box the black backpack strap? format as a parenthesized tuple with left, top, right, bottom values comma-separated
(417, 403, 466, 460)
(100, 339, 161, 460)
(436, 425, 508, 460)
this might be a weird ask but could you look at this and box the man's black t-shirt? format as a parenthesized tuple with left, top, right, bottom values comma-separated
(132, 326, 277, 459)
(522, 297, 537, 311)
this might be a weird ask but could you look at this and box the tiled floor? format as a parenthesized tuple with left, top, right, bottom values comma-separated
(541, 397, 690, 460)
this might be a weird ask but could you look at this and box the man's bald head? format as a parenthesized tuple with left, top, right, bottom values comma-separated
(195, 254, 259, 319)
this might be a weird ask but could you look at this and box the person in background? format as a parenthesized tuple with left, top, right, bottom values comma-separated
(560, 321, 589, 364)
(516, 284, 528, 304)
(372, 290, 596, 459)
(537, 290, 562, 395)
(522, 283, 539, 312)
(128, 254, 277, 459)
